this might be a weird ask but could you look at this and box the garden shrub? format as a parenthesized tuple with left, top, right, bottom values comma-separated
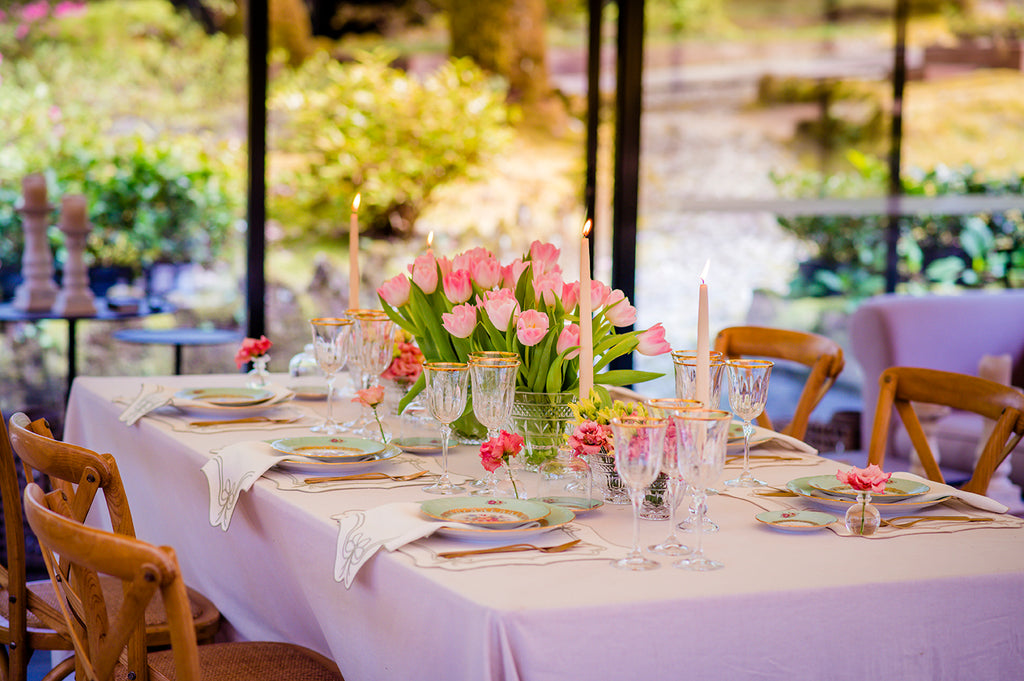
(269, 49, 512, 241)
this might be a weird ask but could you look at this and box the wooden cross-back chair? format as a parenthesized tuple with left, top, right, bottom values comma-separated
(6, 414, 221, 649)
(22, 483, 346, 681)
(0, 414, 75, 681)
(714, 326, 846, 440)
(867, 366, 1024, 495)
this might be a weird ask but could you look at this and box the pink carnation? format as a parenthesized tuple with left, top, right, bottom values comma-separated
(353, 385, 386, 408)
(382, 341, 424, 383)
(568, 420, 612, 458)
(836, 465, 892, 493)
(235, 336, 272, 369)
(479, 429, 525, 472)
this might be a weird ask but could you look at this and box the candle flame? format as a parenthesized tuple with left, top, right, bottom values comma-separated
(582, 219, 593, 238)
(427, 231, 434, 249)
(352, 193, 361, 212)
(699, 259, 710, 284)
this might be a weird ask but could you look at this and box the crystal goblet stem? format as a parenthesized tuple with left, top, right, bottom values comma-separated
(309, 318, 353, 435)
(645, 398, 702, 556)
(609, 417, 667, 571)
(673, 409, 731, 572)
(724, 359, 774, 488)
(422, 362, 469, 495)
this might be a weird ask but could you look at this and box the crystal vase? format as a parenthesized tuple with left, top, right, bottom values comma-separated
(511, 391, 577, 470)
(845, 491, 881, 535)
(246, 355, 271, 388)
(588, 451, 631, 505)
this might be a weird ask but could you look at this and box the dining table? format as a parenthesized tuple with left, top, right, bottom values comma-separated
(62, 372, 1024, 681)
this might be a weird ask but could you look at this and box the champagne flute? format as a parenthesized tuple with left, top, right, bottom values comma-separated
(724, 359, 774, 488)
(672, 409, 731, 571)
(467, 352, 520, 496)
(422, 362, 470, 495)
(609, 416, 667, 571)
(309, 318, 354, 435)
(645, 398, 702, 556)
(346, 310, 394, 434)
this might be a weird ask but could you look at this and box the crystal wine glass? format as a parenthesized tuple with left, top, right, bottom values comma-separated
(645, 398, 702, 556)
(609, 416, 668, 571)
(673, 352, 726, 531)
(422, 362, 470, 495)
(671, 409, 731, 571)
(467, 352, 520, 496)
(309, 317, 354, 435)
(346, 310, 394, 434)
(724, 359, 774, 488)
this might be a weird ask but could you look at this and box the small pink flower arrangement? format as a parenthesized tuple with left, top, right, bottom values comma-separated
(381, 331, 425, 386)
(353, 386, 388, 443)
(235, 335, 272, 369)
(568, 420, 613, 458)
(480, 430, 525, 497)
(836, 464, 892, 494)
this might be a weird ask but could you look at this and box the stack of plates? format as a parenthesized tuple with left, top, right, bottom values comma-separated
(269, 436, 399, 473)
(786, 474, 952, 515)
(172, 387, 290, 417)
(419, 497, 574, 542)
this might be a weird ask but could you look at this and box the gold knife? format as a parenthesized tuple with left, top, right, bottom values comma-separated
(189, 416, 296, 428)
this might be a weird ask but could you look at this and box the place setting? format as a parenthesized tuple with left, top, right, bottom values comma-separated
(332, 496, 610, 586)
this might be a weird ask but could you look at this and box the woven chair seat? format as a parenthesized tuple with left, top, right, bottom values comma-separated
(115, 642, 343, 681)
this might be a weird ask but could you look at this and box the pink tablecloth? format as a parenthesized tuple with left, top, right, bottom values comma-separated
(65, 374, 1024, 681)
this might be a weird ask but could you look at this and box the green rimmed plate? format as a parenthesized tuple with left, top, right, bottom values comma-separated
(274, 443, 401, 474)
(786, 476, 952, 515)
(807, 474, 930, 502)
(393, 437, 443, 455)
(755, 509, 837, 533)
(175, 387, 275, 407)
(420, 497, 551, 527)
(530, 496, 603, 514)
(434, 503, 574, 542)
(270, 436, 385, 462)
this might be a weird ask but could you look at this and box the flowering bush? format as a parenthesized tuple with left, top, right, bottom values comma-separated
(381, 329, 424, 386)
(378, 242, 672, 413)
(836, 464, 892, 493)
(235, 335, 272, 369)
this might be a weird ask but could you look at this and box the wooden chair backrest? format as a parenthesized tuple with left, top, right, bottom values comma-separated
(8, 413, 136, 537)
(23, 483, 201, 681)
(713, 326, 846, 439)
(867, 366, 1024, 495)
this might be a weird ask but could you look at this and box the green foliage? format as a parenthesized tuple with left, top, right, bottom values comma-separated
(773, 152, 1024, 297)
(269, 49, 512, 241)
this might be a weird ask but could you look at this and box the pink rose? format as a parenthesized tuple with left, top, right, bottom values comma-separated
(529, 241, 561, 275)
(471, 256, 501, 290)
(377, 274, 411, 307)
(441, 303, 478, 338)
(561, 281, 579, 314)
(836, 464, 892, 493)
(556, 323, 581, 359)
(442, 269, 473, 304)
(479, 429, 525, 472)
(533, 270, 563, 306)
(568, 420, 612, 457)
(501, 259, 530, 289)
(603, 289, 637, 327)
(409, 254, 438, 294)
(481, 288, 519, 330)
(516, 309, 549, 347)
(636, 323, 672, 356)
(235, 335, 272, 369)
(353, 385, 386, 408)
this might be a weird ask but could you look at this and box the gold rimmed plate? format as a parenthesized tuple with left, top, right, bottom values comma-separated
(420, 497, 551, 527)
(434, 504, 574, 542)
(806, 474, 930, 502)
(175, 387, 275, 407)
(786, 476, 952, 515)
(274, 444, 401, 474)
(270, 436, 386, 462)
(755, 509, 837, 533)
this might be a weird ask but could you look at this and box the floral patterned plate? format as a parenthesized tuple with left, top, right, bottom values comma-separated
(433, 503, 574, 542)
(420, 497, 551, 527)
(755, 510, 837, 533)
(175, 387, 275, 407)
(271, 436, 386, 462)
(806, 474, 930, 502)
(274, 444, 400, 474)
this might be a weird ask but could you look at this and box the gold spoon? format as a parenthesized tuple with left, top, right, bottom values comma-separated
(437, 539, 582, 559)
(303, 470, 431, 484)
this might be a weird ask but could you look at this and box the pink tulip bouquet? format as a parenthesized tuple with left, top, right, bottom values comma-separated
(377, 241, 672, 417)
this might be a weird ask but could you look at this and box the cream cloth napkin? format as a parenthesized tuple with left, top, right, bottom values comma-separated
(118, 384, 174, 425)
(895, 471, 1009, 514)
(200, 441, 289, 531)
(745, 426, 818, 454)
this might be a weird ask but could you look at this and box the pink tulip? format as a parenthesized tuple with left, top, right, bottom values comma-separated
(590, 280, 612, 308)
(441, 303, 478, 338)
(556, 323, 581, 359)
(471, 256, 501, 290)
(453, 247, 492, 274)
(409, 254, 438, 294)
(442, 269, 473, 304)
(529, 241, 561, 275)
(437, 256, 453, 279)
(636, 323, 672, 356)
(603, 289, 637, 327)
(533, 270, 563, 306)
(481, 288, 519, 330)
(377, 274, 411, 307)
(560, 281, 579, 314)
(501, 259, 530, 290)
(516, 309, 550, 347)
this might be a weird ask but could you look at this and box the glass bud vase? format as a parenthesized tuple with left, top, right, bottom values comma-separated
(845, 491, 881, 535)
(247, 354, 272, 388)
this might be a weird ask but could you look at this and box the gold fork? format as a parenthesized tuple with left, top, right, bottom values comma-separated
(881, 515, 994, 529)
(303, 470, 431, 484)
(437, 539, 582, 559)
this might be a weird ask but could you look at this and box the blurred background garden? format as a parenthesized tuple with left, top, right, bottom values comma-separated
(2, 0, 1023, 436)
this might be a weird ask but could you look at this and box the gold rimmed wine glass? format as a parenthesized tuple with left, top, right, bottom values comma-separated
(724, 359, 774, 488)
(671, 409, 731, 572)
(422, 362, 470, 495)
(309, 317, 354, 435)
(345, 310, 394, 434)
(644, 398, 703, 556)
(467, 352, 520, 496)
(672, 352, 726, 408)
(608, 416, 668, 571)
